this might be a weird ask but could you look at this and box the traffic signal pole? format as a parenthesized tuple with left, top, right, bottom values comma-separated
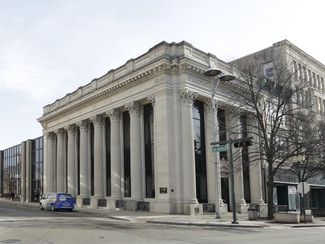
(211, 137, 253, 224)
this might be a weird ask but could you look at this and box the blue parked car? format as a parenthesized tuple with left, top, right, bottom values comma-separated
(40, 192, 74, 211)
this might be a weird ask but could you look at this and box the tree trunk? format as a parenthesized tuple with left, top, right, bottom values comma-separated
(267, 162, 274, 219)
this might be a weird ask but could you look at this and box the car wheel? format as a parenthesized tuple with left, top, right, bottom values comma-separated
(51, 204, 56, 212)
(40, 204, 44, 210)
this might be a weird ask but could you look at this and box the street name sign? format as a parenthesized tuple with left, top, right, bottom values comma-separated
(212, 145, 227, 152)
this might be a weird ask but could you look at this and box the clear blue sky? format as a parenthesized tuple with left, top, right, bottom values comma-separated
(1, 0, 325, 149)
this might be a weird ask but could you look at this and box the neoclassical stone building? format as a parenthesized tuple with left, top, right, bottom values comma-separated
(37, 41, 265, 214)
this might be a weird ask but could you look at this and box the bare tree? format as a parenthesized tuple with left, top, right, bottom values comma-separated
(226, 49, 313, 219)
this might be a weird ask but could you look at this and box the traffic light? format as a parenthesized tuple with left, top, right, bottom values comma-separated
(234, 140, 252, 148)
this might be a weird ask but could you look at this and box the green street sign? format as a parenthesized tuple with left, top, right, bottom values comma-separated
(212, 145, 227, 152)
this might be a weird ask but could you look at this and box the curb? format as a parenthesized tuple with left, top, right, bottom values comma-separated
(146, 220, 264, 228)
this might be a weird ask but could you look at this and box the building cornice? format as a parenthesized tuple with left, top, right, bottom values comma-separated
(38, 41, 234, 124)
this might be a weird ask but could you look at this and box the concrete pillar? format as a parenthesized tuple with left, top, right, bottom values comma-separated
(65, 125, 76, 197)
(77, 120, 89, 198)
(180, 89, 198, 205)
(55, 129, 65, 193)
(46, 132, 55, 193)
(125, 101, 143, 201)
(90, 115, 105, 199)
(106, 109, 122, 199)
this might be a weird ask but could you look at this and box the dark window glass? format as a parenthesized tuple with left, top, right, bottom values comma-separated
(123, 111, 131, 197)
(144, 104, 155, 198)
(77, 128, 80, 195)
(31, 137, 43, 201)
(218, 109, 227, 160)
(105, 117, 111, 196)
(193, 100, 207, 203)
(90, 123, 94, 196)
(240, 115, 250, 203)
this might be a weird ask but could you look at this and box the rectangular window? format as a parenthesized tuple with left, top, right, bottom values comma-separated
(123, 112, 131, 197)
(90, 123, 94, 196)
(319, 97, 323, 114)
(144, 104, 155, 198)
(105, 117, 111, 196)
(312, 73, 316, 88)
(307, 69, 311, 83)
(298, 64, 302, 80)
(193, 100, 207, 203)
(218, 109, 227, 161)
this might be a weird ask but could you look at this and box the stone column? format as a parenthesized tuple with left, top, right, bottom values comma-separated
(65, 125, 76, 197)
(180, 89, 199, 206)
(106, 109, 122, 200)
(90, 115, 105, 199)
(226, 108, 246, 212)
(55, 128, 65, 193)
(47, 132, 55, 193)
(247, 114, 265, 204)
(77, 120, 89, 198)
(125, 102, 143, 201)
(204, 99, 224, 209)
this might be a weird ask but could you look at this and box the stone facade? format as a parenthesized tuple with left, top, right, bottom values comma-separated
(37, 41, 274, 214)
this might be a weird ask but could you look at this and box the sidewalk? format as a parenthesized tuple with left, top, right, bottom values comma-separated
(4, 199, 325, 229)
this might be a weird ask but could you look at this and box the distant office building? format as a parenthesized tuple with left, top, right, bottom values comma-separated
(0, 137, 43, 202)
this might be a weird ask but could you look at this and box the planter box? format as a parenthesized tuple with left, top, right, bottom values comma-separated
(275, 212, 300, 224)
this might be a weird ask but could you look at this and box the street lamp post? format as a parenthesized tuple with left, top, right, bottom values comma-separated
(204, 68, 235, 219)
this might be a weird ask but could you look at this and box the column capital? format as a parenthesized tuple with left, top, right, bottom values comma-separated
(47, 132, 55, 141)
(180, 88, 198, 105)
(65, 125, 76, 136)
(125, 101, 141, 115)
(147, 95, 155, 108)
(106, 108, 120, 121)
(90, 114, 104, 127)
(76, 120, 88, 132)
(54, 128, 65, 139)
(204, 99, 222, 112)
